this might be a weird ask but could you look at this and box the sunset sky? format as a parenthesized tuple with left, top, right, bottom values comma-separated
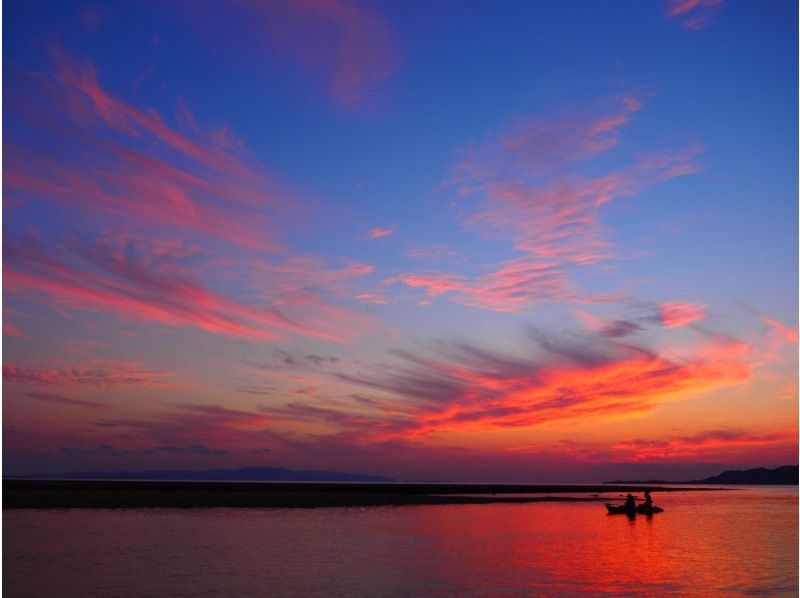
(4, 0, 797, 482)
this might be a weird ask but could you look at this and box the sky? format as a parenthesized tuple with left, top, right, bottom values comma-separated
(3, 0, 798, 482)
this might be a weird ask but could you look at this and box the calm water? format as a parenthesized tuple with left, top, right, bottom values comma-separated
(4, 487, 797, 597)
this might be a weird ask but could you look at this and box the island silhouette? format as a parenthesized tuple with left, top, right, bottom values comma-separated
(605, 465, 798, 485)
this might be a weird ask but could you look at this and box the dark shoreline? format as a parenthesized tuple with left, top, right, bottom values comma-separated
(3, 479, 726, 509)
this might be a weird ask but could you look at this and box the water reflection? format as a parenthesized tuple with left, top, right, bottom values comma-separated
(3, 487, 797, 597)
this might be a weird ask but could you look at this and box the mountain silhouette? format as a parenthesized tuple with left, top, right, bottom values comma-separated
(606, 465, 798, 485)
(14, 466, 396, 483)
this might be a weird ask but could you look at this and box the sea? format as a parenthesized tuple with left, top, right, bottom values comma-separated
(3, 485, 797, 597)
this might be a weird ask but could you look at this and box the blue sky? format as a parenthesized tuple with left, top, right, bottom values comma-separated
(3, 0, 797, 481)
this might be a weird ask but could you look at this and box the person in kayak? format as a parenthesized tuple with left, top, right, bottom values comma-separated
(642, 491, 653, 511)
(624, 493, 636, 511)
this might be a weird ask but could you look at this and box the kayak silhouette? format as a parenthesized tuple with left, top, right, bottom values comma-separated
(606, 504, 664, 515)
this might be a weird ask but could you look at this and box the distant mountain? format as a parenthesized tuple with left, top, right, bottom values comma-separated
(13, 466, 397, 483)
(606, 465, 798, 485)
(687, 465, 798, 485)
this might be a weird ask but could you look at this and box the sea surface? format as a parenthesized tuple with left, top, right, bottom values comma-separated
(4, 486, 797, 597)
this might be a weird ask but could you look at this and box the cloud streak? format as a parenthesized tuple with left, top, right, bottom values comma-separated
(5, 361, 172, 389)
(666, 0, 723, 30)
(395, 96, 701, 312)
(25, 392, 111, 409)
(6, 48, 291, 252)
(5, 231, 377, 344)
(262, 330, 756, 441)
(658, 301, 706, 328)
(94, 403, 271, 447)
(365, 226, 395, 240)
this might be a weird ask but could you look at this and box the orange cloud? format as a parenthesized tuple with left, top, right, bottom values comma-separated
(543, 425, 797, 466)
(759, 314, 798, 345)
(608, 427, 797, 462)
(266, 332, 755, 442)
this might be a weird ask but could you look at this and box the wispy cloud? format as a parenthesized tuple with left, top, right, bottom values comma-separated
(365, 226, 395, 240)
(394, 96, 702, 312)
(6, 229, 378, 344)
(457, 144, 701, 268)
(6, 48, 385, 345)
(262, 330, 755, 441)
(3, 323, 26, 338)
(666, 0, 724, 30)
(388, 259, 600, 312)
(144, 444, 228, 455)
(457, 92, 643, 177)
(758, 313, 798, 345)
(658, 301, 706, 328)
(94, 403, 271, 446)
(195, 0, 401, 106)
(543, 425, 796, 465)
(60, 443, 132, 457)
(6, 47, 292, 252)
(609, 427, 796, 462)
(4, 360, 172, 389)
(26, 392, 111, 409)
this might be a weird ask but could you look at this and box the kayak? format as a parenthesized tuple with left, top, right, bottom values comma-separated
(606, 504, 664, 514)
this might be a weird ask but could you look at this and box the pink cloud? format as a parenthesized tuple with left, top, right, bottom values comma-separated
(49, 47, 262, 178)
(462, 145, 702, 268)
(5, 233, 377, 344)
(387, 272, 467, 297)
(390, 259, 595, 312)
(6, 48, 294, 252)
(7, 49, 385, 345)
(398, 97, 703, 313)
(659, 301, 706, 328)
(365, 226, 395, 240)
(355, 293, 388, 305)
(759, 314, 798, 345)
(4, 360, 173, 389)
(3, 323, 26, 338)
(666, 0, 723, 30)
(488, 92, 643, 173)
(753, 312, 798, 362)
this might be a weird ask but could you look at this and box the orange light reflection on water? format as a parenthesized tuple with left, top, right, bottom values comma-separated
(3, 488, 797, 596)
